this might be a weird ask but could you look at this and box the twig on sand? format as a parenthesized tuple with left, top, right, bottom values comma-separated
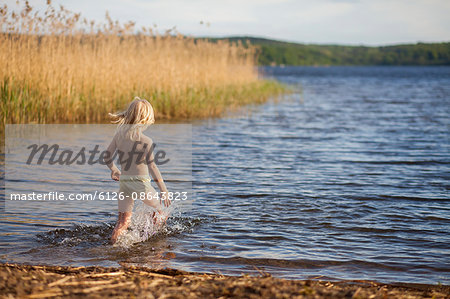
(75, 282, 134, 294)
(137, 271, 174, 279)
(56, 280, 118, 286)
(83, 271, 125, 278)
(27, 289, 63, 298)
(48, 276, 71, 287)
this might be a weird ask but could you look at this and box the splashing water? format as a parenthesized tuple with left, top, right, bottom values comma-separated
(36, 212, 203, 249)
(36, 223, 114, 247)
(113, 200, 178, 247)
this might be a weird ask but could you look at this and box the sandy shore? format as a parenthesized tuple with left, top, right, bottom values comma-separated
(0, 263, 448, 298)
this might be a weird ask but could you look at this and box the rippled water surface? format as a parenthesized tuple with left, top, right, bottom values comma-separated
(1, 66, 449, 284)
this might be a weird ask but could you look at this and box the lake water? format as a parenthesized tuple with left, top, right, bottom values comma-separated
(1, 66, 449, 284)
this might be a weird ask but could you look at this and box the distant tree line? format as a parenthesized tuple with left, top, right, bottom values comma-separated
(209, 37, 450, 66)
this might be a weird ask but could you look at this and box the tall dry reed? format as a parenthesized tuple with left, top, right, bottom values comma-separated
(0, 1, 284, 124)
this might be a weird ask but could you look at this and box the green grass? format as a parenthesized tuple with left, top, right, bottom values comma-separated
(1, 78, 288, 125)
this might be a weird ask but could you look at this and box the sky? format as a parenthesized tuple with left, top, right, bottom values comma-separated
(7, 0, 450, 45)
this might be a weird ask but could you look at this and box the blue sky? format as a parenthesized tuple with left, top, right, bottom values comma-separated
(8, 0, 450, 45)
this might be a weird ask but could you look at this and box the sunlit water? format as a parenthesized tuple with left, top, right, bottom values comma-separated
(1, 66, 449, 284)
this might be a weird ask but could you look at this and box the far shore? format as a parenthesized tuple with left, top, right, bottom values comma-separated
(1, 263, 448, 298)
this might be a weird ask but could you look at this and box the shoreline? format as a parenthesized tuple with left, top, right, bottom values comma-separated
(1, 263, 448, 298)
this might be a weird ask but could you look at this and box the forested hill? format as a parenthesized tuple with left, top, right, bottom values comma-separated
(210, 36, 450, 66)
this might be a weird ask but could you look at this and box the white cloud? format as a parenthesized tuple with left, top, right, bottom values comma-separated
(4, 0, 450, 45)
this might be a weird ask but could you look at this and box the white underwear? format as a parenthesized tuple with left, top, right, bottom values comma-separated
(118, 175, 159, 213)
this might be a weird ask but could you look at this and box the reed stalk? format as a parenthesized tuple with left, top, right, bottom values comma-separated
(0, 1, 285, 125)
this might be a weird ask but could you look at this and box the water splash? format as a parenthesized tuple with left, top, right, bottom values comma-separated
(36, 223, 113, 247)
(36, 202, 205, 249)
(113, 200, 177, 247)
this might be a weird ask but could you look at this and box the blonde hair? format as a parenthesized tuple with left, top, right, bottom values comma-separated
(109, 97, 155, 140)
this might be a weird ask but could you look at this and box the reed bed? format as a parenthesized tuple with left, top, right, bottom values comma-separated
(0, 1, 285, 125)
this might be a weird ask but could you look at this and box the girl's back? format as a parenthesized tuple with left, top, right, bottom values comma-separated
(114, 132, 153, 176)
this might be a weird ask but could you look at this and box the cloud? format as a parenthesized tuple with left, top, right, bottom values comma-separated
(4, 0, 450, 45)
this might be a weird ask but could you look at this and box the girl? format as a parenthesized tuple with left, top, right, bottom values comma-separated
(105, 97, 170, 244)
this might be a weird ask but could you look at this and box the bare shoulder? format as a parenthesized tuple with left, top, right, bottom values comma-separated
(109, 131, 119, 146)
(112, 131, 120, 141)
(140, 134, 154, 147)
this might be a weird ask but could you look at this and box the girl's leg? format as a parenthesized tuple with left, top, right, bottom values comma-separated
(110, 212, 132, 244)
(112, 186, 134, 244)
(142, 189, 171, 227)
(142, 199, 164, 227)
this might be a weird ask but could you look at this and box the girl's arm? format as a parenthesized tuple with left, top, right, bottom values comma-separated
(104, 134, 121, 181)
(146, 139, 170, 207)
